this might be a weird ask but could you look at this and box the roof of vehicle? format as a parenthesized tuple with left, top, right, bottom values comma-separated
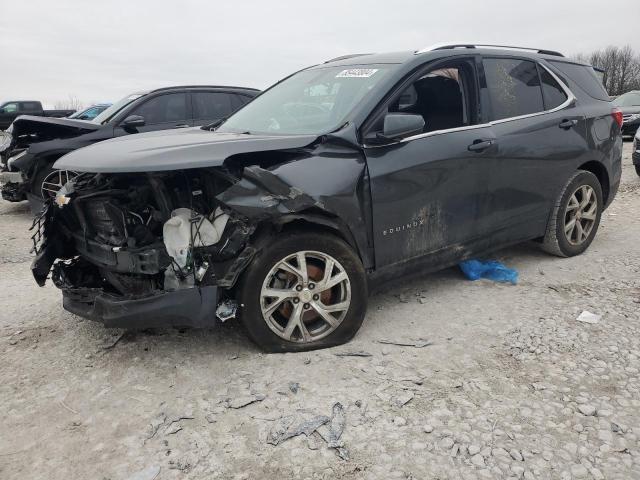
(319, 44, 593, 68)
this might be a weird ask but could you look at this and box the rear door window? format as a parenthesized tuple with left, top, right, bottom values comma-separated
(483, 58, 544, 120)
(131, 93, 188, 125)
(539, 67, 568, 110)
(20, 102, 41, 112)
(192, 92, 235, 121)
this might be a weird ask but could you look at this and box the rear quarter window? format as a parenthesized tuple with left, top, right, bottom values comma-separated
(548, 61, 610, 101)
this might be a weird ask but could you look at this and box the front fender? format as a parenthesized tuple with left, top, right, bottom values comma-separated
(216, 146, 374, 269)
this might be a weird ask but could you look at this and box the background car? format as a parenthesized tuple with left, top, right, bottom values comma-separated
(0, 85, 259, 208)
(0, 100, 75, 130)
(612, 90, 640, 137)
(633, 129, 640, 176)
(67, 103, 112, 121)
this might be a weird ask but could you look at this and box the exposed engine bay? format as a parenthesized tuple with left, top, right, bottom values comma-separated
(32, 168, 258, 327)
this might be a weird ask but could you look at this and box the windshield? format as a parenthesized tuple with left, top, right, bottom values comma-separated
(613, 92, 640, 107)
(217, 65, 393, 135)
(92, 94, 144, 124)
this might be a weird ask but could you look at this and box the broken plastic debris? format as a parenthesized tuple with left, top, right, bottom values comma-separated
(327, 402, 346, 448)
(392, 391, 415, 408)
(216, 299, 237, 322)
(378, 338, 432, 348)
(225, 393, 266, 409)
(267, 415, 329, 446)
(458, 259, 518, 284)
(316, 403, 349, 460)
(334, 350, 372, 357)
(576, 310, 601, 324)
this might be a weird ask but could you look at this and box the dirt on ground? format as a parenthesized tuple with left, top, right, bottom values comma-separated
(1, 143, 639, 480)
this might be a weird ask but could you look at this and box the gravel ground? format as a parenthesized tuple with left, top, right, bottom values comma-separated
(1, 143, 639, 480)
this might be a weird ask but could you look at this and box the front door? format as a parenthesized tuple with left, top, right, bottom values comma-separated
(115, 92, 193, 135)
(363, 57, 496, 268)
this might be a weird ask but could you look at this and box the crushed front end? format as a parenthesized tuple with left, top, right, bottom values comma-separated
(32, 169, 254, 328)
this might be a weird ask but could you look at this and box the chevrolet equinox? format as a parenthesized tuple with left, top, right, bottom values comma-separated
(32, 44, 623, 352)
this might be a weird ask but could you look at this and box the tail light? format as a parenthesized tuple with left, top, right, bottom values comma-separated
(611, 107, 623, 128)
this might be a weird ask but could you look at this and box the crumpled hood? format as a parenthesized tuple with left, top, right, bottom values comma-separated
(54, 127, 319, 173)
(12, 115, 99, 138)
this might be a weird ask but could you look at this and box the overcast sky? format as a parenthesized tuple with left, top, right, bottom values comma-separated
(2, 0, 639, 108)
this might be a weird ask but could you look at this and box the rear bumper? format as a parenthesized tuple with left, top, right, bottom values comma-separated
(61, 285, 219, 329)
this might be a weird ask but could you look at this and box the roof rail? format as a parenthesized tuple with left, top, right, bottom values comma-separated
(416, 43, 564, 57)
(149, 85, 260, 93)
(324, 53, 371, 63)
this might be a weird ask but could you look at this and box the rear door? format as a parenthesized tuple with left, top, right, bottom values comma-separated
(190, 91, 249, 127)
(478, 56, 588, 239)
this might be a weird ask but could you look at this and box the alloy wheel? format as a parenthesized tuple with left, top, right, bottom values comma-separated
(260, 250, 351, 343)
(564, 184, 598, 246)
(41, 170, 78, 199)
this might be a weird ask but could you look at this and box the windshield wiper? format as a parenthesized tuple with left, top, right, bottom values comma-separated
(202, 117, 228, 131)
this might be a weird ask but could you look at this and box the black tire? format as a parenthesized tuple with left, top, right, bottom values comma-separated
(542, 170, 603, 257)
(237, 231, 367, 352)
(635, 165, 640, 177)
(30, 165, 55, 200)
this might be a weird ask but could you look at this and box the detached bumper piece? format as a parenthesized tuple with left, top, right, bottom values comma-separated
(1, 181, 26, 202)
(62, 285, 219, 329)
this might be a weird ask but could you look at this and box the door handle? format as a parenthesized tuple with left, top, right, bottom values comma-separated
(559, 119, 578, 129)
(175, 124, 190, 128)
(468, 139, 495, 152)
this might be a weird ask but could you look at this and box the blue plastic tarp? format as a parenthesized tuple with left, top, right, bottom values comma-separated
(458, 259, 518, 285)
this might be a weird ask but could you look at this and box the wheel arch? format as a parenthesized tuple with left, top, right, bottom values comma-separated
(577, 160, 609, 205)
(253, 213, 369, 266)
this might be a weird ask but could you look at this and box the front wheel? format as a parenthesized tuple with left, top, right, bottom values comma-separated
(542, 170, 603, 257)
(31, 165, 78, 201)
(237, 231, 367, 352)
(635, 165, 640, 177)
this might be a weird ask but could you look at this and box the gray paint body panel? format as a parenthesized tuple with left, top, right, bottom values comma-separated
(54, 128, 318, 172)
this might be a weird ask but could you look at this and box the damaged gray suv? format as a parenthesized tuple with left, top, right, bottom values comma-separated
(33, 44, 623, 352)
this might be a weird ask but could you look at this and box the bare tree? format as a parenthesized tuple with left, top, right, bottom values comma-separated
(54, 95, 84, 111)
(575, 45, 640, 96)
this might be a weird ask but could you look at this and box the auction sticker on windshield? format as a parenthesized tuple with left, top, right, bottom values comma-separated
(336, 68, 379, 78)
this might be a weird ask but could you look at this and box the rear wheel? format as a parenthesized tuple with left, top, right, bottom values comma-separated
(237, 231, 367, 352)
(542, 170, 603, 257)
(635, 165, 640, 177)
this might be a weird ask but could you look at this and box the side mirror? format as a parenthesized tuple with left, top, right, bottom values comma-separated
(122, 115, 145, 129)
(0, 108, 5, 114)
(381, 113, 425, 140)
